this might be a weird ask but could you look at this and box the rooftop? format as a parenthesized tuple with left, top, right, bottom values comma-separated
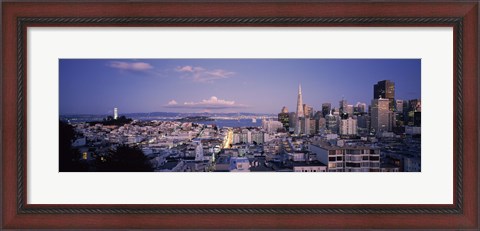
(292, 160, 326, 167)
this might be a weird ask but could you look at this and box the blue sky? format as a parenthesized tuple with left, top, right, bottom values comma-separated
(59, 59, 421, 115)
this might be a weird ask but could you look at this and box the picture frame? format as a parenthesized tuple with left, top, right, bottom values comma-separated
(1, 1, 478, 229)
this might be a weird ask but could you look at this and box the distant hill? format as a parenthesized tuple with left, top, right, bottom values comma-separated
(60, 112, 275, 123)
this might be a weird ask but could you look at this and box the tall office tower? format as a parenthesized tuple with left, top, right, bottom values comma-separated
(339, 98, 348, 114)
(371, 98, 393, 135)
(288, 112, 296, 132)
(356, 114, 370, 136)
(345, 105, 354, 116)
(278, 107, 290, 130)
(355, 102, 367, 113)
(321, 103, 331, 117)
(373, 80, 395, 111)
(394, 99, 405, 127)
(303, 104, 314, 118)
(295, 84, 304, 134)
(325, 110, 338, 134)
(113, 107, 118, 120)
(309, 118, 317, 135)
(395, 100, 404, 113)
(300, 117, 309, 135)
(406, 99, 421, 126)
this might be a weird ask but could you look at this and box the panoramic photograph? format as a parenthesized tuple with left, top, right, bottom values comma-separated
(59, 59, 421, 172)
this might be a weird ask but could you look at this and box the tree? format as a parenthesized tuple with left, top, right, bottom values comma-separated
(59, 121, 86, 171)
(90, 115, 133, 126)
(96, 145, 153, 172)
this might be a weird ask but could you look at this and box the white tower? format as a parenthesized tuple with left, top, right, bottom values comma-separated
(296, 84, 304, 118)
(113, 107, 118, 120)
(295, 84, 304, 135)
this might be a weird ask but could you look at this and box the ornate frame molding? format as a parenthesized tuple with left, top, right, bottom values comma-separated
(16, 17, 464, 214)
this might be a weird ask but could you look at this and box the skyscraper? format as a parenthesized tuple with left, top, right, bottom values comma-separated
(295, 84, 304, 134)
(303, 104, 313, 118)
(395, 100, 404, 113)
(278, 107, 290, 130)
(296, 84, 304, 118)
(325, 110, 338, 134)
(339, 98, 348, 114)
(373, 80, 395, 111)
(321, 103, 331, 117)
(371, 98, 393, 135)
(288, 112, 296, 132)
(355, 102, 367, 113)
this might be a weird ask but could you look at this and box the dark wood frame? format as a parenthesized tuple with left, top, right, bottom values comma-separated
(1, 1, 478, 229)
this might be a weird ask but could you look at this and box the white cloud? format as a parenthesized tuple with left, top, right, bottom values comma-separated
(167, 100, 178, 105)
(165, 96, 247, 110)
(175, 65, 234, 83)
(108, 61, 154, 71)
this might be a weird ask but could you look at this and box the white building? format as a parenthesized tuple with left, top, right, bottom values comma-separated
(193, 140, 204, 161)
(262, 120, 284, 134)
(309, 143, 381, 172)
(229, 157, 250, 172)
(345, 104, 354, 116)
(251, 131, 264, 144)
(339, 117, 357, 135)
(293, 152, 307, 162)
(293, 161, 327, 172)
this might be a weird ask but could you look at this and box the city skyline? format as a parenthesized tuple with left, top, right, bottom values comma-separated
(60, 59, 421, 115)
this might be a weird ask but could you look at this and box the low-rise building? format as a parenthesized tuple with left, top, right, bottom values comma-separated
(293, 161, 327, 172)
(309, 142, 381, 172)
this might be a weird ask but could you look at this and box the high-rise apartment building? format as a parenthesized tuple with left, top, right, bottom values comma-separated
(339, 117, 357, 135)
(309, 143, 381, 172)
(113, 107, 118, 120)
